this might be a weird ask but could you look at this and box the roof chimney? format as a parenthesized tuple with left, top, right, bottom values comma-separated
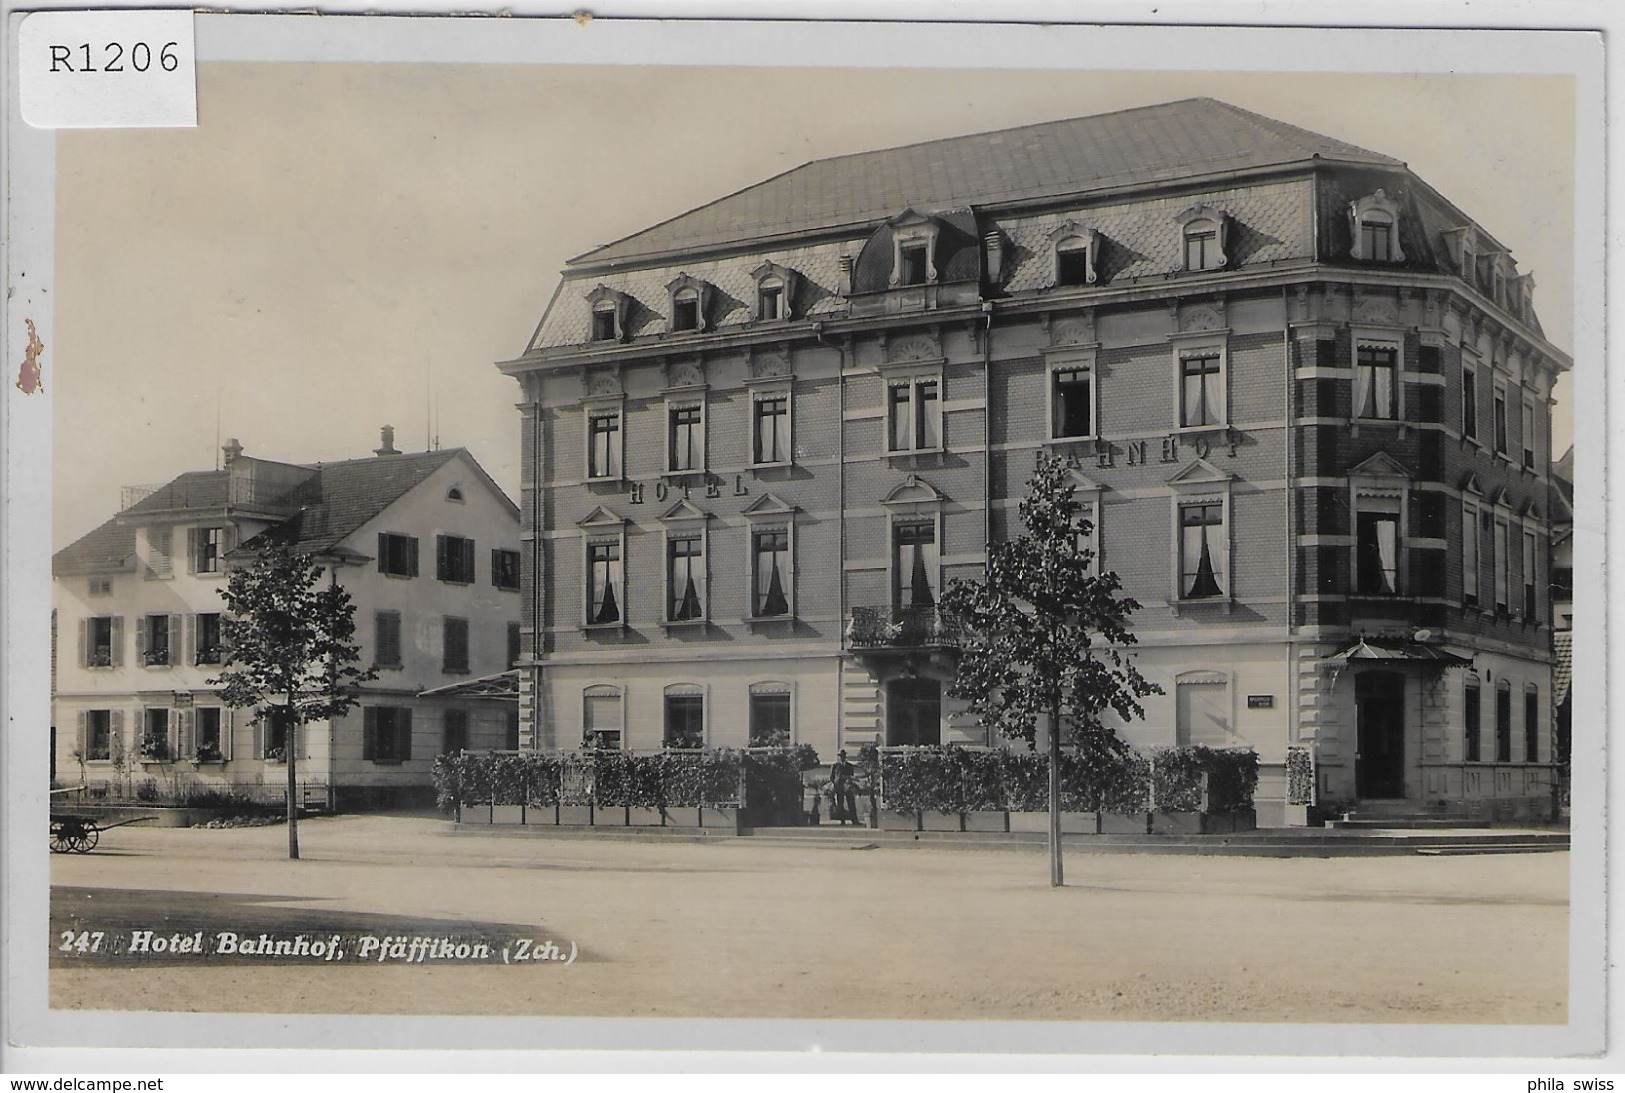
(221, 438, 243, 466)
(837, 255, 854, 297)
(374, 424, 399, 457)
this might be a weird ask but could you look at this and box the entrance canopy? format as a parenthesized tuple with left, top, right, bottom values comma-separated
(418, 670, 520, 700)
(1321, 637, 1473, 674)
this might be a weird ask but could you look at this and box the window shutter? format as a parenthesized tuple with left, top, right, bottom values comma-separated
(400, 708, 413, 761)
(378, 533, 389, 573)
(169, 615, 183, 664)
(76, 710, 88, 756)
(253, 713, 265, 760)
(363, 707, 377, 760)
(223, 525, 237, 558)
(110, 617, 124, 666)
(463, 539, 476, 582)
(174, 710, 191, 761)
(77, 619, 87, 668)
(134, 617, 147, 660)
(184, 614, 196, 667)
(110, 709, 124, 756)
(187, 528, 199, 574)
(436, 535, 449, 580)
(408, 537, 419, 577)
(221, 708, 234, 761)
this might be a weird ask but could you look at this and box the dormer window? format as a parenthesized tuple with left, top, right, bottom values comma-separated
(1349, 191, 1405, 263)
(887, 213, 940, 288)
(751, 261, 799, 322)
(585, 285, 629, 344)
(1175, 206, 1228, 272)
(899, 244, 928, 286)
(1048, 222, 1100, 287)
(664, 273, 711, 334)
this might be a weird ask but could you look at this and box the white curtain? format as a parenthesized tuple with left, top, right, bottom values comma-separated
(1375, 517, 1398, 593)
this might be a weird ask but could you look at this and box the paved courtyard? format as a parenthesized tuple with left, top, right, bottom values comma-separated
(49, 814, 1568, 1023)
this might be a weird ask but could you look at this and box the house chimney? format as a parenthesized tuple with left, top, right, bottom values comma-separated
(983, 231, 1004, 285)
(374, 424, 399, 457)
(837, 255, 854, 297)
(221, 438, 243, 465)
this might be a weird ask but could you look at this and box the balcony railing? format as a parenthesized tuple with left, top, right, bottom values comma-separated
(846, 605, 960, 649)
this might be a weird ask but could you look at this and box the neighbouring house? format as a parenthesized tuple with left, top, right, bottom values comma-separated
(497, 98, 1569, 824)
(51, 428, 523, 809)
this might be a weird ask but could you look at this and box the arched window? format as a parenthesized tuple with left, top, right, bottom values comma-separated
(748, 681, 793, 747)
(1047, 222, 1100, 287)
(1349, 191, 1405, 263)
(1175, 670, 1230, 746)
(582, 684, 624, 750)
(663, 683, 706, 749)
(665, 273, 711, 334)
(1175, 206, 1228, 272)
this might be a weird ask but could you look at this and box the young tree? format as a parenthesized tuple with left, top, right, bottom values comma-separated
(210, 543, 376, 859)
(939, 454, 1160, 886)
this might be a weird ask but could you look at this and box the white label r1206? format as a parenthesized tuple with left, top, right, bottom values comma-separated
(48, 41, 181, 74)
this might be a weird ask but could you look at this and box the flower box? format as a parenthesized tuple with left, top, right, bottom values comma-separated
(557, 804, 593, 826)
(698, 806, 740, 832)
(1099, 811, 1150, 835)
(920, 810, 962, 833)
(627, 806, 664, 827)
(963, 810, 1009, 833)
(525, 804, 559, 826)
(879, 810, 920, 832)
(459, 802, 492, 825)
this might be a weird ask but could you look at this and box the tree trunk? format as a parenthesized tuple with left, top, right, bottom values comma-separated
(1048, 704, 1063, 887)
(286, 699, 300, 860)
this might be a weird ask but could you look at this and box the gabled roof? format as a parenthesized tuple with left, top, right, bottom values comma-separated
(574, 98, 1400, 268)
(252, 448, 469, 554)
(53, 516, 136, 576)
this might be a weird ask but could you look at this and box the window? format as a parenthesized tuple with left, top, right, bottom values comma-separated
(663, 689, 705, 749)
(1051, 228, 1099, 287)
(139, 614, 172, 667)
(587, 285, 626, 344)
(752, 528, 792, 618)
(587, 541, 623, 626)
(1052, 366, 1094, 439)
(1175, 674, 1230, 746)
(887, 377, 941, 452)
(1461, 363, 1479, 441)
(364, 706, 413, 763)
(1462, 505, 1480, 608)
(373, 610, 402, 668)
(190, 526, 225, 574)
(87, 577, 112, 597)
(442, 709, 468, 756)
(140, 708, 170, 760)
(1360, 214, 1393, 262)
(1494, 520, 1510, 611)
(753, 395, 791, 465)
(377, 533, 419, 578)
(1354, 347, 1398, 420)
(1521, 398, 1537, 470)
(758, 283, 783, 320)
(1349, 191, 1406, 263)
(1179, 503, 1226, 599)
(1356, 511, 1401, 594)
(507, 621, 522, 669)
(1184, 229, 1218, 271)
(1523, 530, 1538, 619)
(583, 686, 623, 750)
(893, 522, 938, 609)
(898, 243, 929, 286)
(667, 535, 705, 622)
(195, 613, 223, 665)
(194, 708, 224, 762)
(1464, 681, 1482, 762)
(262, 708, 294, 760)
(671, 289, 700, 332)
(492, 548, 521, 592)
(591, 305, 617, 342)
(1076, 498, 1101, 578)
(145, 528, 173, 579)
(586, 409, 622, 479)
(83, 615, 120, 667)
(446, 487, 464, 502)
(85, 709, 113, 761)
(1551, 564, 1573, 604)
(1524, 687, 1540, 763)
(1495, 681, 1512, 762)
(442, 617, 470, 673)
(1493, 384, 1509, 456)
(1179, 353, 1223, 428)
(749, 685, 792, 747)
(436, 534, 476, 584)
(668, 402, 705, 472)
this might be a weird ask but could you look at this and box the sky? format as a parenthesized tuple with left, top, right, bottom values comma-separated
(50, 63, 1577, 548)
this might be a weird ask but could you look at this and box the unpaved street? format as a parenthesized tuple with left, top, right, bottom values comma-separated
(50, 814, 1568, 1023)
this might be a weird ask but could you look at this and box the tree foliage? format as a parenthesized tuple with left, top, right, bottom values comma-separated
(209, 543, 376, 727)
(939, 453, 1161, 754)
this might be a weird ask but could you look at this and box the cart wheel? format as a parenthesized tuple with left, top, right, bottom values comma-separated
(71, 824, 100, 853)
(49, 826, 71, 854)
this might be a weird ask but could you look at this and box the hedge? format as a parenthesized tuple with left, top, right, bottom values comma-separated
(435, 746, 816, 813)
(875, 745, 1259, 816)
